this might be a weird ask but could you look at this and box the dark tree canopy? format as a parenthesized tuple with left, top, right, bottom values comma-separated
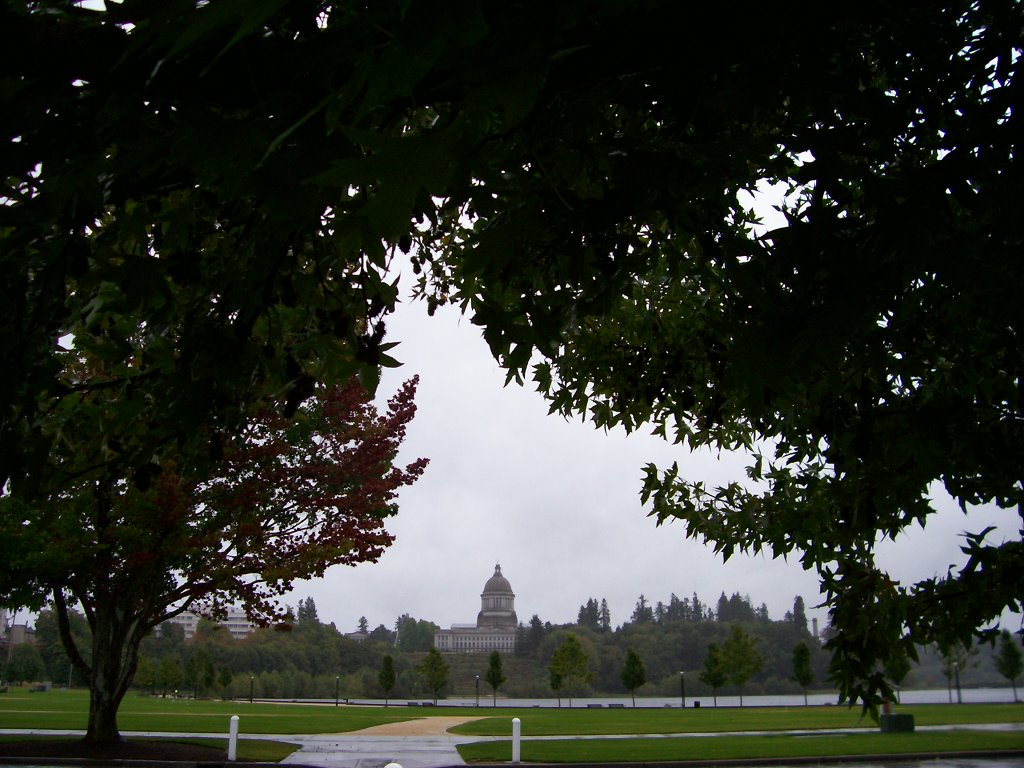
(2, 0, 1022, 716)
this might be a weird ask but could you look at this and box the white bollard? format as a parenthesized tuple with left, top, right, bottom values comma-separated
(511, 717, 521, 764)
(228, 715, 239, 761)
(384, 763, 403, 768)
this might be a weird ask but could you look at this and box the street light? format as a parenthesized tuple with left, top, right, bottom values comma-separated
(475, 675, 480, 707)
(680, 671, 686, 709)
(335, 675, 340, 707)
(249, 675, 254, 704)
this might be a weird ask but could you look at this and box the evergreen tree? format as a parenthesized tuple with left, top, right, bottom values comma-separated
(297, 598, 319, 624)
(631, 595, 654, 624)
(791, 596, 808, 634)
(577, 599, 600, 629)
(716, 592, 729, 622)
(620, 648, 646, 706)
(358, 616, 369, 634)
(995, 630, 1023, 702)
(599, 600, 611, 632)
(526, 615, 547, 656)
(691, 594, 706, 622)
(666, 594, 685, 622)
(485, 651, 506, 707)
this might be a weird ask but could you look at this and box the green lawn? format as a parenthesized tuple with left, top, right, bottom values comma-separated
(0, 688, 435, 733)
(450, 702, 1024, 736)
(2, 690, 1021, 737)
(457, 729, 1024, 764)
(1, 688, 1021, 766)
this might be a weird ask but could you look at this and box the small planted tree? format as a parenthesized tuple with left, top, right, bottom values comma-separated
(699, 643, 728, 707)
(485, 651, 506, 707)
(417, 647, 449, 705)
(548, 634, 592, 708)
(549, 669, 563, 708)
(995, 630, 1023, 702)
(379, 654, 396, 706)
(620, 649, 646, 706)
(884, 647, 913, 704)
(722, 624, 763, 706)
(791, 641, 814, 705)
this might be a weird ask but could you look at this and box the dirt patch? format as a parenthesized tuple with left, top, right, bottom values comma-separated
(351, 715, 486, 736)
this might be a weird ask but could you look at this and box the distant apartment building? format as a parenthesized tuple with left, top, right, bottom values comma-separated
(434, 564, 518, 653)
(162, 607, 255, 640)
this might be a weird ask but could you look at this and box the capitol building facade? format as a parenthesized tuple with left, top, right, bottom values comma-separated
(434, 564, 518, 653)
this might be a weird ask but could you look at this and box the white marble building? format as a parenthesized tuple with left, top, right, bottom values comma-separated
(434, 564, 518, 653)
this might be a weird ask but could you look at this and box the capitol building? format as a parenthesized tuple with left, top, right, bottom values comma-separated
(434, 564, 518, 653)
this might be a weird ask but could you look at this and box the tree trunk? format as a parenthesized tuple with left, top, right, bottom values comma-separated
(53, 590, 130, 742)
(86, 682, 124, 743)
(80, 602, 145, 744)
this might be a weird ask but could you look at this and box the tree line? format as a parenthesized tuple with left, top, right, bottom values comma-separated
(13, 594, 1020, 702)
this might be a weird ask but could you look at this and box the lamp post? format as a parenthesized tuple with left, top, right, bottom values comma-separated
(680, 671, 686, 709)
(335, 675, 340, 707)
(475, 675, 480, 707)
(249, 675, 254, 704)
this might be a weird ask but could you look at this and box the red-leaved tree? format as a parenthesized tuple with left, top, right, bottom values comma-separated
(21, 376, 426, 743)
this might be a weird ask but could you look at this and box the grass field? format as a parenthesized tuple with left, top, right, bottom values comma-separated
(1, 689, 1021, 736)
(457, 730, 1024, 764)
(1, 688, 1021, 764)
(449, 702, 1024, 735)
(0, 688, 425, 733)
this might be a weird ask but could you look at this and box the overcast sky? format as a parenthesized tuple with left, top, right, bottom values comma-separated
(294, 264, 1022, 639)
